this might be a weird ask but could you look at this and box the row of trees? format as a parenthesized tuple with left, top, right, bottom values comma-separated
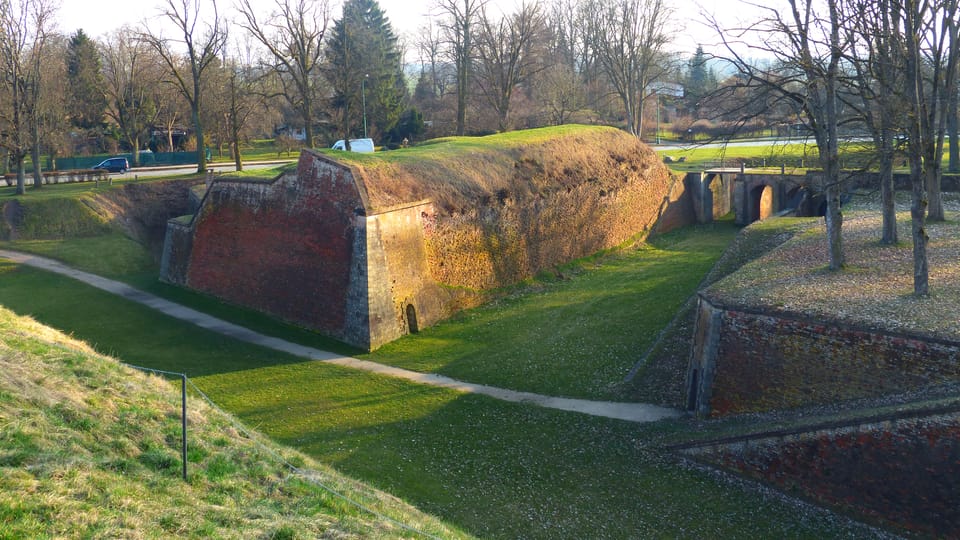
(711, 0, 960, 297)
(1, 0, 697, 194)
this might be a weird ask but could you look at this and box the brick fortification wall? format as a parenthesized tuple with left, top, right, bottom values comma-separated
(356, 127, 687, 290)
(163, 152, 361, 344)
(682, 409, 960, 537)
(161, 127, 695, 349)
(688, 297, 960, 416)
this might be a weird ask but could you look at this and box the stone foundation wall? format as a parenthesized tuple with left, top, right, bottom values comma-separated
(681, 408, 960, 537)
(688, 296, 960, 416)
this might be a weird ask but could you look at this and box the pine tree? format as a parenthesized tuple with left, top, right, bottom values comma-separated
(684, 45, 716, 116)
(66, 30, 107, 130)
(324, 0, 407, 143)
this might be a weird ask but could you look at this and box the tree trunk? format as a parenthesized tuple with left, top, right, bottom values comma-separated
(925, 155, 944, 221)
(31, 121, 42, 189)
(232, 121, 243, 172)
(911, 165, 929, 296)
(303, 98, 314, 149)
(193, 107, 206, 173)
(949, 87, 959, 173)
(824, 178, 844, 270)
(879, 138, 897, 245)
(132, 135, 141, 167)
(15, 158, 25, 196)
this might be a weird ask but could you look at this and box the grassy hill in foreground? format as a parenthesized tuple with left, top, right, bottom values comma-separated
(0, 307, 466, 539)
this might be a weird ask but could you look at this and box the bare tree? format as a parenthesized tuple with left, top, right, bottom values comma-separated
(101, 27, 160, 167)
(214, 52, 267, 171)
(0, 0, 56, 194)
(900, 0, 960, 228)
(415, 19, 450, 100)
(899, 0, 960, 295)
(587, 0, 673, 138)
(141, 0, 227, 173)
(435, 0, 488, 135)
(474, 1, 547, 131)
(714, 0, 849, 270)
(845, 0, 906, 245)
(538, 62, 583, 125)
(237, 0, 330, 149)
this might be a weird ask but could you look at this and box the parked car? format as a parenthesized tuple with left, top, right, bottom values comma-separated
(93, 157, 129, 173)
(331, 138, 375, 153)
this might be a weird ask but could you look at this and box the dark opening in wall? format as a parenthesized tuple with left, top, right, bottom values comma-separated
(406, 304, 419, 334)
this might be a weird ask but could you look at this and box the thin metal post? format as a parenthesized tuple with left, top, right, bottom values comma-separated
(361, 74, 368, 139)
(181, 373, 187, 481)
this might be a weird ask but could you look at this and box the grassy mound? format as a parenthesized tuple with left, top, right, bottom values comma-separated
(328, 125, 669, 215)
(0, 306, 465, 539)
(0, 197, 112, 240)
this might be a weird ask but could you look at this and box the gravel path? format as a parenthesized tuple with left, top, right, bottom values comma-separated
(0, 249, 682, 424)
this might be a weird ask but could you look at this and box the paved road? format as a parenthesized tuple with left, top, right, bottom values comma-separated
(0, 250, 683, 424)
(113, 159, 297, 180)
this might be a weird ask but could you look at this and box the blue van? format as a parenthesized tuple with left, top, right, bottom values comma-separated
(93, 157, 129, 173)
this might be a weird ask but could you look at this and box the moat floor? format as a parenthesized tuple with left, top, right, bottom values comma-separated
(0, 249, 681, 424)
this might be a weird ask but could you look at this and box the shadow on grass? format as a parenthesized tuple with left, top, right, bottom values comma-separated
(205, 359, 880, 539)
(364, 221, 740, 402)
(0, 261, 345, 378)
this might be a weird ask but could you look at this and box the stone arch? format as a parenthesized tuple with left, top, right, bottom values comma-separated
(749, 183, 776, 222)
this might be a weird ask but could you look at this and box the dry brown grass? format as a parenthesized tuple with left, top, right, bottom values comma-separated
(333, 125, 669, 215)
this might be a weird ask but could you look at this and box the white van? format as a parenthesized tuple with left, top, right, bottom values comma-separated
(331, 138, 375, 152)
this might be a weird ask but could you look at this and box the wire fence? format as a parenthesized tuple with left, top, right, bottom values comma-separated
(123, 362, 439, 540)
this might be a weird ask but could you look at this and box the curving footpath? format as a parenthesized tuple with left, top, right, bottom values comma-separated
(0, 250, 682, 424)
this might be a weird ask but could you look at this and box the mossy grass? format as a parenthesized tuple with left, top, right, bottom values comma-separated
(0, 219, 879, 538)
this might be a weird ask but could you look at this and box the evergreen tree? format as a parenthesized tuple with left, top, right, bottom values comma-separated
(66, 30, 107, 130)
(324, 0, 406, 143)
(684, 45, 716, 116)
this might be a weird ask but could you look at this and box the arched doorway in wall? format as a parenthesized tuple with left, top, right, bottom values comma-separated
(749, 184, 775, 222)
(406, 304, 419, 334)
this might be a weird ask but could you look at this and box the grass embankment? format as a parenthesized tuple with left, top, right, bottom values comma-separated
(320, 124, 664, 215)
(0, 306, 465, 539)
(0, 220, 880, 538)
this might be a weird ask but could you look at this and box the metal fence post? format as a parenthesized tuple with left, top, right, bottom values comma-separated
(181, 373, 188, 481)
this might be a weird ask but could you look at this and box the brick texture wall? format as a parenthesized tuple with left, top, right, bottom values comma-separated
(170, 152, 363, 344)
(683, 410, 960, 537)
(689, 297, 960, 416)
(162, 139, 696, 349)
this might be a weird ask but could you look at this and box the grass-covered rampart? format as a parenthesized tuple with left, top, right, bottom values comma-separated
(0, 306, 466, 539)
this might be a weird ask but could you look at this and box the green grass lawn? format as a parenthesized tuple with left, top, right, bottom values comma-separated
(656, 139, 901, 173)
(364, 221, 738, 401)
(0, 258, 876, 538)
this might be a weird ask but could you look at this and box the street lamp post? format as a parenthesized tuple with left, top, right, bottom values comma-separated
(656, 92, 661, 145)
(361, 74, 369, 139)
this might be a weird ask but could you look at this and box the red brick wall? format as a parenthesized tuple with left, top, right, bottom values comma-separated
(687, 411, 960, 537)
(184, 154, 361, 337)
(692, 298, 960, 416)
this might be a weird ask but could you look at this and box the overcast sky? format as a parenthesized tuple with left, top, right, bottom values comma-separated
(58, 0, 765, 58)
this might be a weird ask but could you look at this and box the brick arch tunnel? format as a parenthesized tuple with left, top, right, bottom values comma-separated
(734, 173, 813, 225)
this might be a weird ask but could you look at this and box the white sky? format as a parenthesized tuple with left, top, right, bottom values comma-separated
(58, 0, 764, 58)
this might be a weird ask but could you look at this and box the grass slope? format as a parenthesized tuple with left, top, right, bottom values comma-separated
(0, 228, 880, 538)
(0, 306, 466, 539)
